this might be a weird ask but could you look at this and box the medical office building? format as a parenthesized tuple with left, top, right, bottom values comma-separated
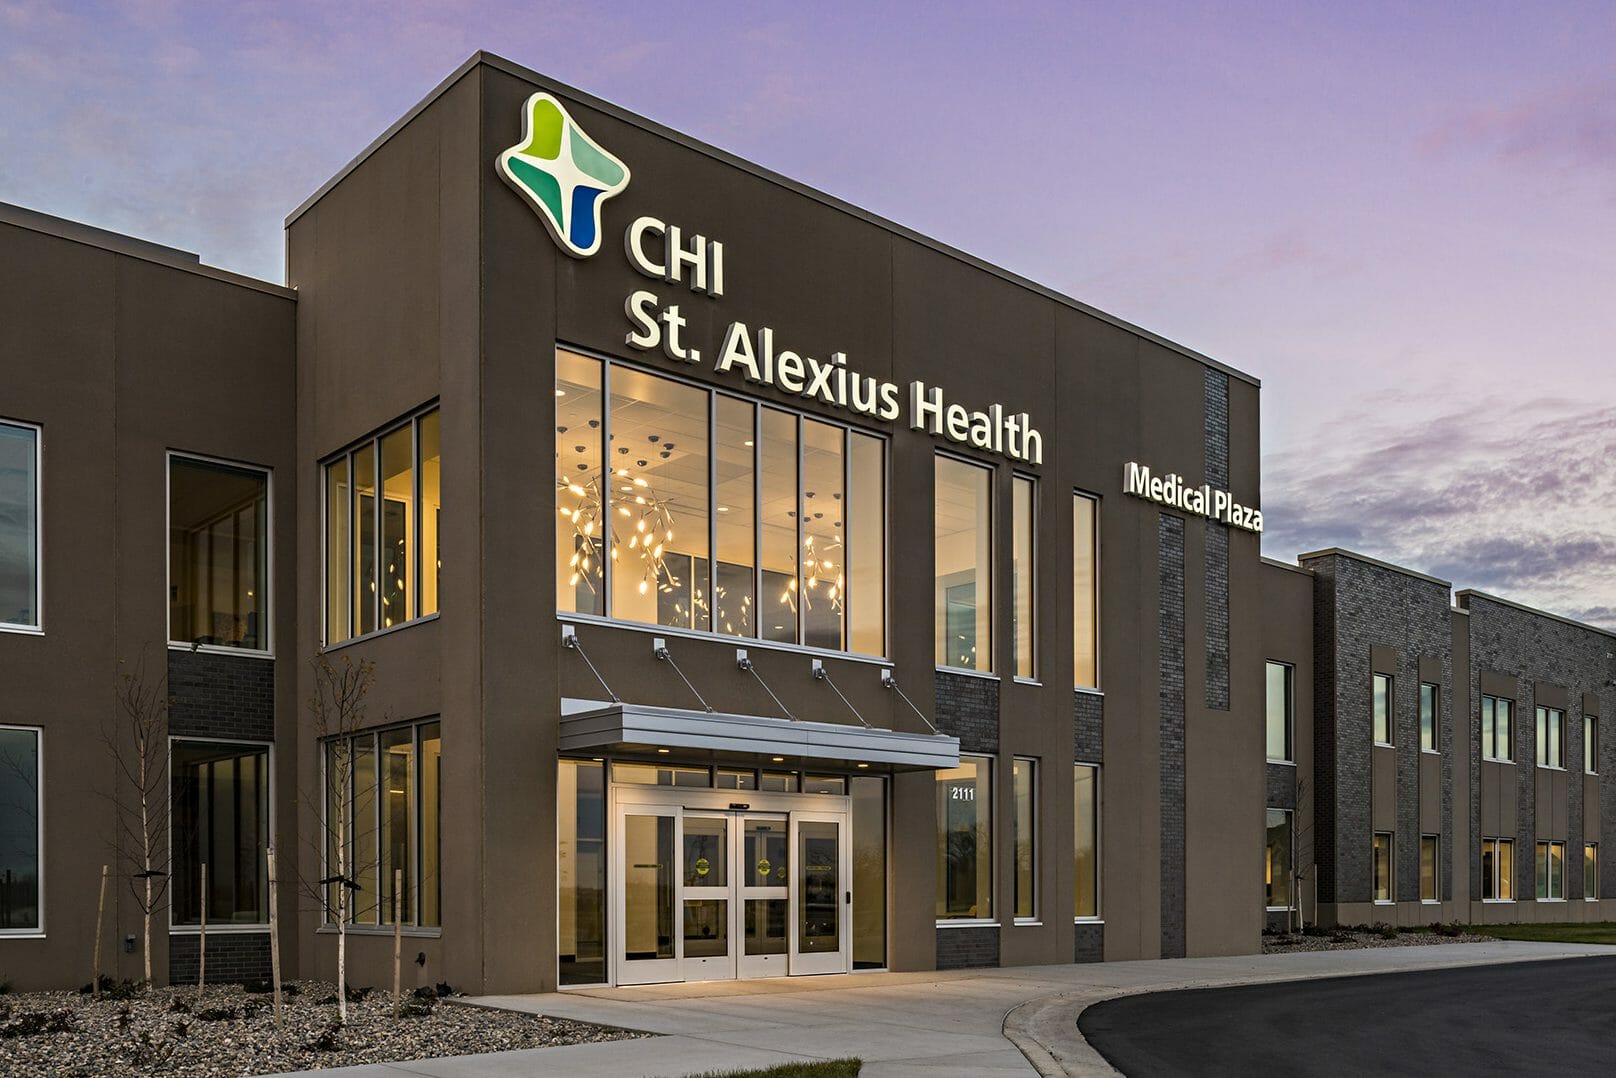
(0, 52, 1611, 994)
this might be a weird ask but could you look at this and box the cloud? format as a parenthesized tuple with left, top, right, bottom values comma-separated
(1422, 78, 1616, 172)
(1262, 397, 1616, 629)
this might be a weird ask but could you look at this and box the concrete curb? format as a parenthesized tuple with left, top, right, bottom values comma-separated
(1002, 946, 1616, 1076)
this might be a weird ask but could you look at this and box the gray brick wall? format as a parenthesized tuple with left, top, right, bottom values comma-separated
(1461, 594, 1615, 901)
(1204, 368, 1230, 710)
(1073, 922, 1104, 963)
(1266, 763, 1298, 809)
(934, 671, 998, 755)
(168, 931, 271, 985)
(936, 926, 999, 970)
(1159, 514, 1186, 958)
(168, 650, 275, 742)
(1074, 691, 1103, 763)
(1303, 553, 1452, 905)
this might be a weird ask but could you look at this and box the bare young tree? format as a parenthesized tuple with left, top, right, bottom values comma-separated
(103, 652, 173, 986)
(296, 654, 376, 1026)
(1292, 774, 1315, 931)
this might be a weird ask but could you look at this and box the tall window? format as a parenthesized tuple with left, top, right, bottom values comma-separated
(1372, 674, 1394, 746)
(937, 755, 992, 920)
(1482, 695, 1514, 762)
(1265, 809, 1293, 909)
(851, 774, 888, 969)
(0, 726, 41, 932)
(1586, 716, 1599, 774)
(1372, 832, 1393, 902)
(171, 741, 269, 925)
(558, 759, 606, 985)
(1482, 837, 1514, 900)
(1072, 494, 1098, 688)
(1536, 841, 1565, 899)
(1587, 844, 1599, 900)
(1420, 683, 1439, 752)
(1420, 835, 1439, 902)
(935, 457, 991, 671)
(324, 720, 442, 926)
(169, 455, 268, 651)
(324, 406, 441, 643)
(1074, 763, 1100, 919)
(1266, 662, 1293, 762)
(1011, 477, 1036, 679)
(0, 420, 40, 631)
(1012, 758, 1037, 920)
(1536, 707, 1565, 769)
(556, 351, 885, 654)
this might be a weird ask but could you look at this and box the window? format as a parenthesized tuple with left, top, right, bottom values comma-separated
(937, 755, 991, 920)
(1372, 832, 1393, 902)
(1420, 683, 1439, 752)
(1266, 662, 1293, 762)
(171, 740, 269, 925)
(1536, 707, 1566, 769)
(1011, 477, 1036, 679)
(1265, 809, 1293, 909)
(1536, 841, 1565, 900)
(1073, 494, 1098, 688)
(168, 455, 269, 652)
(0, 726, 41, 932)
(556, 350, 885, 655)
(0, 420, 40, 631)
(1587, 715, 1599, 775)
(1482, 695, 1514, 762)
(324, 406, 441, 643)
(851, 774, 888, 969)
(1420, 835, 1439, 902)
(324, 720, 442, 926)
(1074, 763, 1100, 918)
(1587, 844, 1599, 901)
(1372, 674, 1393, 746)
(558, 759, 606, 985)
(1482, 837, 1514, 900)
(1012, 758, 1037, 920)
(935, 456, 991, 671)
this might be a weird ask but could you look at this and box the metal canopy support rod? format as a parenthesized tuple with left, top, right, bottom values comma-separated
(812, 659, 871, 728)
(736, 648, 795, 721)
(654, 637, 714, 713)
(560, 623, 619, 703)
(880, 670, 938, 734)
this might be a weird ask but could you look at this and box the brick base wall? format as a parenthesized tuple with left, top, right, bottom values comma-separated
(1074, 922, 1104, 963)
(168, 932, 271, 985)
(936, 926, 999, 970)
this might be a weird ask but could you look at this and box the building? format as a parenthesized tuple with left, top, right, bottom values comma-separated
(0, 52, 1610, 994)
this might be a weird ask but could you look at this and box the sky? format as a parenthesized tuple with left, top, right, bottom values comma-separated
(3, 1, 1614, 623)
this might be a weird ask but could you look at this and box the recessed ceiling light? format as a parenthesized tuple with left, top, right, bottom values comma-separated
(856, 763, 869, 769)
(657, 748, 670, 754)
(717, 506, 729, 513)
(771, 756, 784, 763)
(555, 389, 566, 397)
(744, 440, 753, 447)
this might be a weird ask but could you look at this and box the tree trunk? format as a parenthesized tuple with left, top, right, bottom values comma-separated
(268, 846, 283, 1027)
(337, 768, 349, 1026)
(140, 758, 153, 985)
(197, 861, 207, 1002)
(93, 865, 109, 999)
(392, 868, 402, 1018)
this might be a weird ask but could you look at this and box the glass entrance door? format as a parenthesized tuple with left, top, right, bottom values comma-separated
(738, 815, 789, 978)
(681, 813, 734, 980)
(789, 811, 850, 975)
(616, 806, 678, 985)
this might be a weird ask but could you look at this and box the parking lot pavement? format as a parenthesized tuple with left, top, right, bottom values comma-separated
(1080, 955, 1616, 1077)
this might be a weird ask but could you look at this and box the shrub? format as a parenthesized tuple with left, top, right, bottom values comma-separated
(308, 1023, 342, 1051)
(0, 977, 12, 994)
(169, 998, 192, 1014)
(195, 1006, 239, 1022)
(344, 984, 372, 1004)
(1371, 922, 1398, 939)
(1, 1010, 75, 1038)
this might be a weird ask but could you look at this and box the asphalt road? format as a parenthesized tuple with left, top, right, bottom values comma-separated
(1080, 955, 1616, 1076)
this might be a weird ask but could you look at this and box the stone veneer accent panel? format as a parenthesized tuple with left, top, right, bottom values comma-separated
(169, 932, 271, 985)
(934, 670, 999, 755)
(1204, 368, 1231, 710)
(1461, 594, 1615, 902)
(1073, 922, 1104, 964)
(168, 649, 275, 743)
(1074, 690, 1103, 763)
(936, 926, 999, 970)
(1159, 514, 1186, 958)
(1266, 762, 1298, 810)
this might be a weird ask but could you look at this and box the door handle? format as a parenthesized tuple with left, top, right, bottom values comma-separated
(845, 890, 851, 905)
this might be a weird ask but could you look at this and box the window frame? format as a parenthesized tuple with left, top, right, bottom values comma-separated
(320, 405, 441, 649)
(1072, 491, 1101, 691)
(1372, 673, 1394, 747)
(936, 752, 996, 926)
(1266, 660, 1294, 763)
(1586, 843, 1599, 902)
(1535, 706, 1566, 770)
(1586, 715, 1599, 776)
(165, 450, 273, 658)
(167, 735, 273, 932)
(1535, 839, 1566, 901)
(1482, 837, 1515, 902)
(1011, 756, 1038, 923)
(933, 451, 995, 676)
(1420, 834, 1440, 904)
(1482, 695, 1515, 763)
(1419, 682, 1439, 754)
(319, 717, 444, 933)
(1265, 807, 1295, 912)
(0, 724, 44, 937)
(1372, 831, 1394, 903)
(0, 418, 43, 635)
(1074, 761, 1102, 922)
(1010, 474, 1037, 683)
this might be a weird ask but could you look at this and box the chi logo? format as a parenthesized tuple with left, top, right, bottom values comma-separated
(498, 92, 630, 258)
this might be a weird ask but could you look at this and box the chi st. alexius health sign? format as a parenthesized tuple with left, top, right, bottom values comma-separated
(1122, 462, 1263, 533)
(498, 92, 1045, 467)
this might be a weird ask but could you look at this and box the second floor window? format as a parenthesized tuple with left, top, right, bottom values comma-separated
(1482, 695, 1514, 762)
(1419, 683, 1439, 751)
(1266, 661, 1293, 762)
(1587, 715, 1599, 774)
(1372, 673, 1393, 745)
(169, 454, 269, 652)
(1536, 706, 1565, 769)
(1011, 477, 1036, 679)
(1072, 494, 1099, 688)
(0, 420, 40, 631)
(934, 455, 991, 671)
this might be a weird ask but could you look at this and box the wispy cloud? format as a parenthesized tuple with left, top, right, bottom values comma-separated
(1422, 77, 1616, 172)
(1263, 397, 1616, 628)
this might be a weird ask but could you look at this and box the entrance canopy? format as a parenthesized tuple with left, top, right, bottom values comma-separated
(560, 700, 959, 772)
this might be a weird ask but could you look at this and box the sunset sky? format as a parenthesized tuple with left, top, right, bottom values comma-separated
(4, 1, 1613, 623)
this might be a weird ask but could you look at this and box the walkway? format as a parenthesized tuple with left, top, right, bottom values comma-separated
(276, 941, 1614, 1078)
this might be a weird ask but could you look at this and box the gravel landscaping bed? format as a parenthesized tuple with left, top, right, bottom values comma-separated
(0, 979, 650, 1077)
(1262, 926, 1494, 953)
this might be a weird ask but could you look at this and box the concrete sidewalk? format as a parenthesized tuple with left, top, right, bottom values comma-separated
(274, 941, 1614, 1078)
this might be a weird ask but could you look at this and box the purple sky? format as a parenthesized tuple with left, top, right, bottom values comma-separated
(5, 2, 1614, 623)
